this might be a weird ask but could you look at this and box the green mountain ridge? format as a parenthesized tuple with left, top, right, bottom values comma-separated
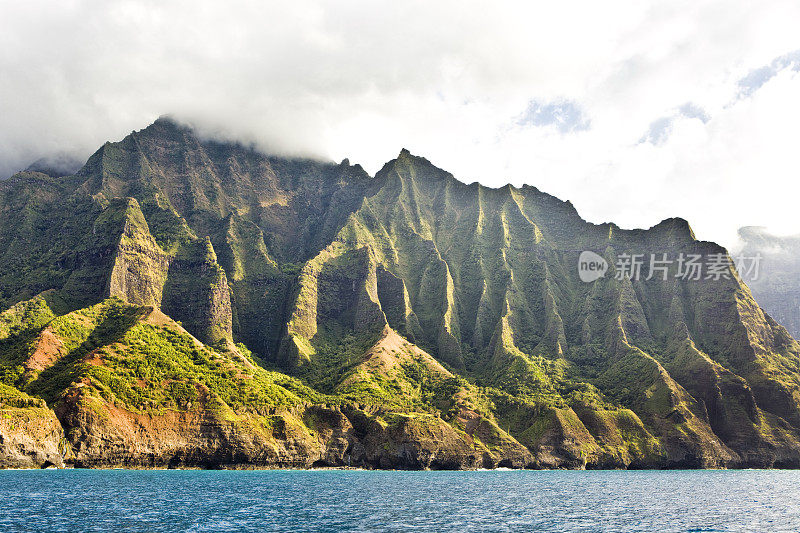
(2, 117, 799, 469)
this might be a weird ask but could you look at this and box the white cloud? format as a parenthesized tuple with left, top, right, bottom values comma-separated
(1, 0, 799, 248)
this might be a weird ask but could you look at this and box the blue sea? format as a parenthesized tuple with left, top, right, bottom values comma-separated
(1, 469, 799, 532)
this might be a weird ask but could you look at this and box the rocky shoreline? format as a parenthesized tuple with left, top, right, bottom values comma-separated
(5, 398, 800, 471)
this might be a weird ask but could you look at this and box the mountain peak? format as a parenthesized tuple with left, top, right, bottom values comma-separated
(139, 115, 191, 139)
(649, 217, 696, 242)
(24, 153, 84, 178)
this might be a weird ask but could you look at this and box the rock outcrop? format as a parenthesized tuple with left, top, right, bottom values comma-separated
(0, 385, 65, 468)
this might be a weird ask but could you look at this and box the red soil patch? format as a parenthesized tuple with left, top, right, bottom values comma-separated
(24, 328, 65, 372)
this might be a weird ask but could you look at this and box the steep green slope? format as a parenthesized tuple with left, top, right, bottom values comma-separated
(0, 295, 533, 468)
(1, 117, 800, 469)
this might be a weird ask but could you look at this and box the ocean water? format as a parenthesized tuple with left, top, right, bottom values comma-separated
(1, 469, 799, 532)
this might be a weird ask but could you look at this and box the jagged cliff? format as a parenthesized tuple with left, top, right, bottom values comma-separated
(1, 118, 799, 469)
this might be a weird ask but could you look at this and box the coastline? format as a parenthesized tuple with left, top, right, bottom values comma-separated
(4, 462, 800, 472)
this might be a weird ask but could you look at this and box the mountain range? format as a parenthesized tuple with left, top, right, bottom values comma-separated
(2, 117, 800, 470)
(736, 227, 800, 341)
